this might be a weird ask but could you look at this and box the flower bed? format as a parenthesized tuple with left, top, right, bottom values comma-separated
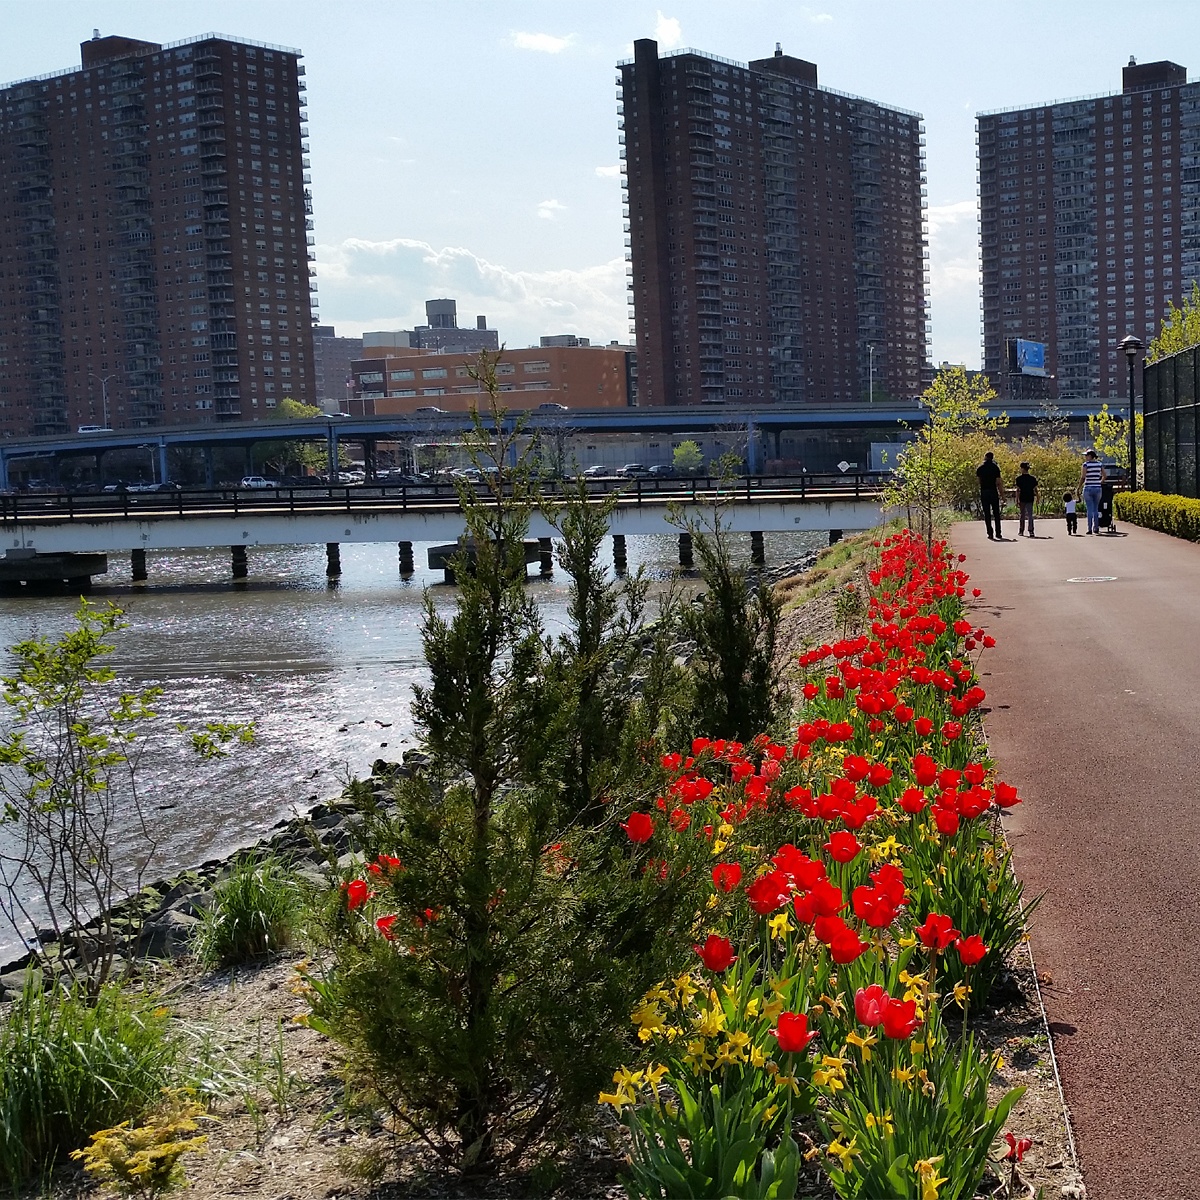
(607, 529, 1035, 1200)
(1114, 489, 1200, 540)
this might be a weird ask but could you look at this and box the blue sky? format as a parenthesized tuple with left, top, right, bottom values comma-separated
(5, 1, 1200, 368)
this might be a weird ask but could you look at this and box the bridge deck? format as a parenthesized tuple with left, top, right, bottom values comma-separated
(0, 475, 887, 553)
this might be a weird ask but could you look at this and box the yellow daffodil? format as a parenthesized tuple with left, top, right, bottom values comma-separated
(892, 1064, 915, 1085)
(827, 1136, 860, 1172)
(898, 932, 917, 949)
(952, 982, 970, 1007)
(673, 973, 699, 1007)
(744, 995, 761, 1017)
(693, 1005, 727, 1037)
(820, 992, 847, 1018)
(845, 1030, 878, 1061)
(613, 1066, 644, 1091)
(915, 1155, 948, 1200)
(762, 996, 785, 1023)
(712, 839, 728, 855)
(749, 1043, 766, 1068)
(683, 1039, 714, 1074)
(768, 911, 792, 941)
(599, 1087, 635, 1112)
(718, 822, 734, 839)
(644, 1063, 669, 1090)
(865, 1110, 894, 1136)
(762, 1104, 779, 1126)
(630, 1000, 666, 1042)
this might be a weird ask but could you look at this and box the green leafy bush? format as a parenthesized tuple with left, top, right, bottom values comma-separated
(1115, 489, 1200, 539)
(194, 855, 299, 968)
(0, 980, 179, 1188)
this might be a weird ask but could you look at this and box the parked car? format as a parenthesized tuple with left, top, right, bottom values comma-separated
(647, 464, 675, 477)
(580, 465, 610, 478)
(618, 463, 650, 478)
(239, 475, 277, 489)
(537, 402, 569, 412)
(414, 406, 446, 415)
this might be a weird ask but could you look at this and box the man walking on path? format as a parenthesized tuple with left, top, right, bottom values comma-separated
(976, 451, 1004, 540)
(1014, 462, 1039, 537)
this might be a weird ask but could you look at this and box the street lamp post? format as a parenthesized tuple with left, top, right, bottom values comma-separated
(1120, 334, 1143, 491)
(868, 344, 875, 404)
(88, 373, 112, 429)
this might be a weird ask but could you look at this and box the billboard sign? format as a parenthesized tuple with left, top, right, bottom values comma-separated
(1015, 338, 1048, 377)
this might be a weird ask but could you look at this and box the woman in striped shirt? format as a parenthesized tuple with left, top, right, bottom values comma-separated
(1079, 450, 1106, 534)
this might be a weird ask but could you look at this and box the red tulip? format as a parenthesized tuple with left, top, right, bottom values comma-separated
(881, 996, 921, 1039)
(825, 830, 861, 863)
(712, 862, 743, 893)
(774, 1011, 819, 1053)
(866, 763, 893, 789)
(694, 933, 737, 972)
(915, 912, 960, 951)
(915, 716, 934, 736)
(933, 807, 960, 836)
(942, 720, 963, 741)
(828, 925, 868, 964)
(995, 781, 1021, 808)
(343, 878, 371, 911)
(854, 983, 888, 1027)
(746, 869, 792, 915)
(957, 934, 988, 966)
(808, 877, 845, 916)
(622, 812, 655, 843)
(851, 884, 899, 929)
(912, 753, 938, 787)
(899, 786, 928, 814)
(842, 754, 870, 783)
(1002, 1132, 1034, 1162)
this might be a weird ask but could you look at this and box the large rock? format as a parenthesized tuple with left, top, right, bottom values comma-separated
(136, 908, 202, 959)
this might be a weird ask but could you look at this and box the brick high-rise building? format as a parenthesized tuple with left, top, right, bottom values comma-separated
(979, 59, 1200, 400)
(0, 31, 316, 435)
(619, 39, 929, 408)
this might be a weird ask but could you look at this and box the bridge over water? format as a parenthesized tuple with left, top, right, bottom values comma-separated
(0, 474, 886, 585)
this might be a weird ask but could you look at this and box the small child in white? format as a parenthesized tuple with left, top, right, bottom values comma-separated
(1064, 491, 1078, 536)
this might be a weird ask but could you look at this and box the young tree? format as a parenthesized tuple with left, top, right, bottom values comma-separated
(676, 512, 784, 743)
(885, 366, 1007, 543)
(0, 604, 251, 989)
(1087, 402, 1142, 472)
(306, 353, 703, 1175)
(672, 439, 705, 476)
(1147, 279, 1200, 364)
(543, 483, 650, 819)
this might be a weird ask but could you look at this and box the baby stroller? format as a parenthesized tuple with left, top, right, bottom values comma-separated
(1099, 480, 1117, 534)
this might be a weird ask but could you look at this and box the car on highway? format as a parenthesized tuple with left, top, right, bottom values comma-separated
(580, 465, 610, 478)
(239, 476, 277, 489)
(537, 402, 569, 411)
(618, 463, 650, 479)
(647, 464, 675, 478)
(414, 406, 447, 415)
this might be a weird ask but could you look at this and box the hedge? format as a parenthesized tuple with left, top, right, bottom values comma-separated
(1114, 490, 1200, 540)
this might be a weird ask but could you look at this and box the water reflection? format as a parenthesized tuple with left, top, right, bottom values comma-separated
(0, 532, 823, 958)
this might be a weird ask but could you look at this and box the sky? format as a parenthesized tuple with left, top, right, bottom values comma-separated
(5, 0, 1200, 369)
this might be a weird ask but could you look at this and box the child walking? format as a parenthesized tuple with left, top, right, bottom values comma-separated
(1064, 491, 1078, 536)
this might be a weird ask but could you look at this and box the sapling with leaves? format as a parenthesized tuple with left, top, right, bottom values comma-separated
(0, 601, 253, 990)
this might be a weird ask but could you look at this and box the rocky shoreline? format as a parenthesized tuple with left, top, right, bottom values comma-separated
(0, 753, 423, 995)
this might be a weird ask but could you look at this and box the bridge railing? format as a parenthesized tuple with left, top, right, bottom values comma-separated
(0, 472, 889, 525)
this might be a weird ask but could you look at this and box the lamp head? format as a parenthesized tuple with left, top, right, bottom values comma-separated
(1120, 333, 1144, 362)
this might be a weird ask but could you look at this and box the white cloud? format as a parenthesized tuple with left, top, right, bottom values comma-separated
(594, 164, 622, 178)
(511, 31, 575, 54)
(313, 237, 628, 346)
(925, 200, 982, 368)
(536, 198, 567, 220)
(806, 11, 834, 23)
(655, 11, 683, 49)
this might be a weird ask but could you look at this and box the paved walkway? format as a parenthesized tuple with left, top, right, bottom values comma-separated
(950, 517, 1200, 1200)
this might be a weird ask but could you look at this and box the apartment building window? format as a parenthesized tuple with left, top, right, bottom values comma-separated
(523, 360, 551, 373)
(421, 368, 447, 379)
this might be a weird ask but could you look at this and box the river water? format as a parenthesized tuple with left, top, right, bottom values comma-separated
(0, 531, 825, 960)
